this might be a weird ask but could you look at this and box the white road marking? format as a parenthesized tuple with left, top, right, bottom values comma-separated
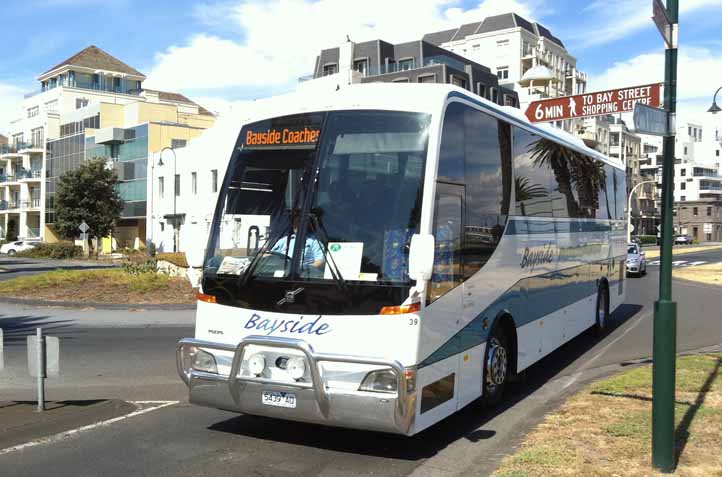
(562, 310, 652, 390)
(687, 261, 707, 267)
(0, 400, 178, 456)
(672, 260, 688, 266)
(648, 260, 660, 266)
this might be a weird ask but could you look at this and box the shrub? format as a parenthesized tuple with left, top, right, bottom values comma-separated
(18, 242, 82, 259)
(636, 235, 657, 245)
(156, 252, 188, 268)
(122, 258, 157, 276)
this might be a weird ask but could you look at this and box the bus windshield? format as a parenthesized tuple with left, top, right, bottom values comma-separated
(205, 110, 431, 290)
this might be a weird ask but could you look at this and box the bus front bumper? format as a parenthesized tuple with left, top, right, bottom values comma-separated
(176, 336, 416, 435)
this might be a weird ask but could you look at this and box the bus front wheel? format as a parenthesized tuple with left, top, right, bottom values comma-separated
(481, 325, 510, 407)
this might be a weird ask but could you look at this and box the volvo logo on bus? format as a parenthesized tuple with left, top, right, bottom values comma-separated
(277, 287, 305, 306)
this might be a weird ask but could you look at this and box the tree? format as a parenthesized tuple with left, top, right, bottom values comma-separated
(55, 158, 122, 243)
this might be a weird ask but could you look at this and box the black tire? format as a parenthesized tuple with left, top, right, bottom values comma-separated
(595, 282, 610, 335)
(7, 249, 15, 256)
(481, 324, 511, 407)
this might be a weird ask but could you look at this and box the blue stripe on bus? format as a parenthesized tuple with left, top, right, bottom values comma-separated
(504, 218, 621, 235)
(417, 256, 625, 369)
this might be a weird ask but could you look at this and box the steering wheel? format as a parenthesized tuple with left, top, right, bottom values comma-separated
(254, 250, 292, 276)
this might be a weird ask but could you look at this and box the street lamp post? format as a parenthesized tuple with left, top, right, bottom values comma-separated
(707, 85, 722, 114)
(158, 147, 178, 252)
(627, 180, 658, 243)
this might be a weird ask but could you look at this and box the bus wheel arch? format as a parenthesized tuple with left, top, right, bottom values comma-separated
(481, 312, 517, 406)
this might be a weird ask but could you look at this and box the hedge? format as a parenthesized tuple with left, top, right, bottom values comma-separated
(156, 252, 188, 268)
(18, 242, 83, 259)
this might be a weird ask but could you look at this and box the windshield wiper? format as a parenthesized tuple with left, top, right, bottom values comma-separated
(309, 211, 347, 292)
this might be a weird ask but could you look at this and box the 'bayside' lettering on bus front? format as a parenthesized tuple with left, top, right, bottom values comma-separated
(245, 127, 320, 146)
(244, 313, 331, 336)
(520, 243, 557, 272)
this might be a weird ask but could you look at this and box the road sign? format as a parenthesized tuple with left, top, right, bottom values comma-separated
(634, 102, 669, 136)
(78, 221, 89, 234)
(525, 83, 663, 123)
(652, 0, 675, 48)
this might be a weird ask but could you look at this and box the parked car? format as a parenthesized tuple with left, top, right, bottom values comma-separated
(626, 242, 647, 276)
(674, 235, 693, 245)
(0, 240, 38, 256)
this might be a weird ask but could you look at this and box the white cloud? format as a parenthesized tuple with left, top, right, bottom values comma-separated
(145, 0, 542, 93)
(0, 83, 26, 135)
(570, 0, 722, 48)
(590, 47, 722, 132)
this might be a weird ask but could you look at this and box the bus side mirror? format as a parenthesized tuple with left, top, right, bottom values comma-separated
(184, 222, 207, 269)
(408, 234, 435, 281)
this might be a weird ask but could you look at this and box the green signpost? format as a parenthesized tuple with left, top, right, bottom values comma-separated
(651, 0, 678, 472)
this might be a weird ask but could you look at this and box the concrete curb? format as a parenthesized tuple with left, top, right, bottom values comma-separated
(0, 296, 196, 311)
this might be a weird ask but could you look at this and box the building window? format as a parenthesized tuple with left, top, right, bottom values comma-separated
(392, 77, 409, 83)
(31, 127, 43, 148)
(717, 150, 720, 157)
(353, 58, 368, 76)
(503, 94, 517, 107)
(211, 169, 218, 193)
(158, 176, 164, 198)
(693, 207, 698, 216)
(398, 58, 415, 71)
(680, 196, 686, 201)
(192, 172, 197, 195)
(496, 67, 509, 80)
(418, 74, 436, 83)
(171, 139, 187, 149)
(160, 222, 165, 232)
(477, 83, 486, 97)
(75, 98, 89, 109)
(451, 75, 467, 89)
(174, 174, 180, 197)
(680, 182, 686, 190)
(707, 207, 712, 216)
(322, 63, 338, 76)
(681, 168, 686, 176)
(706, 233, 712, 241)
(684, 146, 688, 155)
(688, 126, 692, 136)
(27, 106, 39, 118)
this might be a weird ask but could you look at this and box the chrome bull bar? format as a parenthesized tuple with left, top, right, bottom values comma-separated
(177, 336, 412, 429)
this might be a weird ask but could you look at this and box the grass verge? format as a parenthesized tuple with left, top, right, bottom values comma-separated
(673, 262, 722, 286)
(493, 354, 722, 477)
(643, 244, 722, 260)
(0, 269, 195, 305)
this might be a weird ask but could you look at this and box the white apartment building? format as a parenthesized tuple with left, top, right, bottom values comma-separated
(424, 13, 587, 107)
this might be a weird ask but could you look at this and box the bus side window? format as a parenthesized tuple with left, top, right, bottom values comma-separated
(513, 128, 553, 218)
(604, 164, 618, 220)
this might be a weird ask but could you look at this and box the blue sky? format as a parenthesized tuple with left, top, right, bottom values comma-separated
(1, 0, 721, 132)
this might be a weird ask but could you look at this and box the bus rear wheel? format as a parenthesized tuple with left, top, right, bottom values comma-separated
(595, 283, 610, 335)
(481, 325, 510, 407)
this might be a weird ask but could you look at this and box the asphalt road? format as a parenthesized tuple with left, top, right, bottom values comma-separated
(1, 249, 722, 476)
(0, 256, 116, 281)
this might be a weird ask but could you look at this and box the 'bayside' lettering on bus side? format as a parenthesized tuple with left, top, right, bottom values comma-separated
(520, 243, 557, 272)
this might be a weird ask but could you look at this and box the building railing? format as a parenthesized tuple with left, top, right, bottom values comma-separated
(0, 175, 17, 183)
(423, 55, 467, 72)
(20, 199, 41, 209)
(18, 169, 42, 180)
(0, 142, 43, 154)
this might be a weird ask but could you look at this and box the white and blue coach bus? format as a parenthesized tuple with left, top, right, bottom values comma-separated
(177, 84, 627, 435)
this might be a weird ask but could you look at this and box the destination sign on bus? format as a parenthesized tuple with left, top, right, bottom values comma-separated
(245, 127, 320, 147)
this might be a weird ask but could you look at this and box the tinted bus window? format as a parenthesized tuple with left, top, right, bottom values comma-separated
(604, 164, 618, 220)
(513, 128, 553, 217)
(615, 169, 626, 221)
(437, 103, 465, 184)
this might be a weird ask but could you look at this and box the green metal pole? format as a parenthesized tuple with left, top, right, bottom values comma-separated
(652, 0, 678, 472)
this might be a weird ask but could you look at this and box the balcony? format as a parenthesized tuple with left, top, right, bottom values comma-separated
(18, 169, 42, 181)
(0, 201, 19, 211)
(0, 142, 44, 155)
(21, 198, 41, 210)
(0, 175, 17, 184)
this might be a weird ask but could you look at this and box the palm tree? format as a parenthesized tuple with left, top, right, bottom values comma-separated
(515, 176, 547, 201)
(529, 137, 581, 217)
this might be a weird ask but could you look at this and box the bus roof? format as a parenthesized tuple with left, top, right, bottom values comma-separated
(242, 83, 623, 170)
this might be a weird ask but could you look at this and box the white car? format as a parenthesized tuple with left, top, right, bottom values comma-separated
(0, 240, 38, 256)
(626, 242, 647, 276)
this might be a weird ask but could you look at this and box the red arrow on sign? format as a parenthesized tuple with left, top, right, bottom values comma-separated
(525, 83, 663, 123)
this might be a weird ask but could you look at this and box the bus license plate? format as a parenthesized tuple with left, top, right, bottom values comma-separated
(261, 391, 296, 408)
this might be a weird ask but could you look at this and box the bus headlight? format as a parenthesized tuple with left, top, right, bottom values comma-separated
(359, 369, 397, 394)
(192, 348, 218, 374)
(287, 357, 306, 380)
(248, 353, 267, 376)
